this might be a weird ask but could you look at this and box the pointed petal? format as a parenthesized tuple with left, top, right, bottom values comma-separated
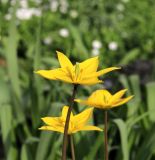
(41, 117, 61, 126)
(34, 69, 59, 80)
(79, 56, 99, 73)
(61, 106, 73, 120)
(77, 100, 103, 108)
(35, 68, 73, 83)
(109, 89, 127, 104)
(74, 108, 94, 127)
(39, 126, 64, 133)
(74, 99, 89, 105)
(74, 99, 96, 107)
(62, 106, 69, 119)
(56, 51, 73, 69)
(112, 96, 134, 107)
(55, 75, 73, 83)
(78, 78, 102, 85)
(74, 99, 85, 103)
(90, 67, 121, 77)
(77, 125, 103, 131)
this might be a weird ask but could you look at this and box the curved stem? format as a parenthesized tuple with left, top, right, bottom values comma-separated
(104, 110, 108, 160)
(62, 85, 78, 160)
(70, 135, 75, 160)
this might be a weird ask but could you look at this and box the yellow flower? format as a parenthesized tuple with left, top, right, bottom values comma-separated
(35, 51, 120, 85)
(39, 106, 102, 134)
(75, 89, 133, 109)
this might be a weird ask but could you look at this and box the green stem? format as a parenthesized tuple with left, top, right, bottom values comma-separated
(62, 85, 78, 160)
(104, 110, 108, 160)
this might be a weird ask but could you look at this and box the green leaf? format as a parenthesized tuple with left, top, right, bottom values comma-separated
(69, 24, 88, 58)
(119, 49, 139, 65)
(4, 4, 20, 99)
(113, 119, 129, 160)
(21, 144, 33, 160)
(84, 133, 103, 160)
(0, 104, 18, 160)
(145, 82, 155, 122)
(127, 75, 141, 117)
(3, 2, 25, 123)
(135, 127, 155, 160)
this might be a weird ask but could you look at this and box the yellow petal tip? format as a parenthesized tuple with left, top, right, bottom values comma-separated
(34, 70, 42, 74)
(56, 50, 63, 55)
(130, 95, 134, 99)
(74, 99, 79, 102)
(33, 71, 38, 74)
(122, 88, 128, 92)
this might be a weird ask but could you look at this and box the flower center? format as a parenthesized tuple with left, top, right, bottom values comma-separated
(103, 95, 108, 104)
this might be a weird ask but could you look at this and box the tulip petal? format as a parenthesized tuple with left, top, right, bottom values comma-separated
(90, 67, 121, 77)
(78, 125, 103, 131)
(109, 89, 127, 104)
(80, 56, 99, 73)
(73, 108, 93, 127)
(61, 106, 73, 120)
(112, 96, 134, 107)
(34, 69, 59, 80)
(39, 126, 64, 133)
(74, 99, 88, 105)
(78, 78, 102, 85)
(57, 51, 73, 69)
(88, 90, 112, 106)
(74, 99, 83, 103)
(75, 98, 102, 109)
(41, 117, 61, 126)
(35, 68, 73, 83)
(55, 75, 73, 83)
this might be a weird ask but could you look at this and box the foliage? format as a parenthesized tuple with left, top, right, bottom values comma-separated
(0, 0, 155, 159)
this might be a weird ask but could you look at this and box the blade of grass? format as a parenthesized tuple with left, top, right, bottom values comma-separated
(0, 104, 18, 160)
(119, 49, 139, 65)
(135, 127, 155, 160)
(113, 119, 129, 160)
(21, 144, 33, 160)
(47, 135, 63, 160)
(0, 79, 18, 159)
(3, 2, 24, 122)
(69, 24, 88, 58)
(84, 133, 103, 160)
(32, 6, 44, 128)
(145, 82, 155, 122)
(4, 2, 20, 99)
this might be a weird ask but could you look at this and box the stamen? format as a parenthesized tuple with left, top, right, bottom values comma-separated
(103, 95, 107, 104)
(75, 62, 80, 81)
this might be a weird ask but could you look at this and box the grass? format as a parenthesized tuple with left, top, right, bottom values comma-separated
(0, 0, 155, 159)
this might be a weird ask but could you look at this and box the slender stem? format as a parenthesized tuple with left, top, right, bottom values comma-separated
(104, 110, 108, 160)
(70, 135, 76, 160)
(62, 85, 78, 160)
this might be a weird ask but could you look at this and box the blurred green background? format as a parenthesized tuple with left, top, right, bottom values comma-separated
(0, 0, 155, 159)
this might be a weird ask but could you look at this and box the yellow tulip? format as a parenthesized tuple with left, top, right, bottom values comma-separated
(39, 106, 102, 134)
(75, 89, 133, 109)
(35, 51, 120, 85)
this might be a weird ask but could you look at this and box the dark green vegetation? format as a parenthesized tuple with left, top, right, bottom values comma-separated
(0, 0, 155, 159)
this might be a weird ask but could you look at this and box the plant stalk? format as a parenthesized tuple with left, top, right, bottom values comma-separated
(62, 85, 78, 160)
(70, 135, 75, 160)
(104, 110, 108, 160)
